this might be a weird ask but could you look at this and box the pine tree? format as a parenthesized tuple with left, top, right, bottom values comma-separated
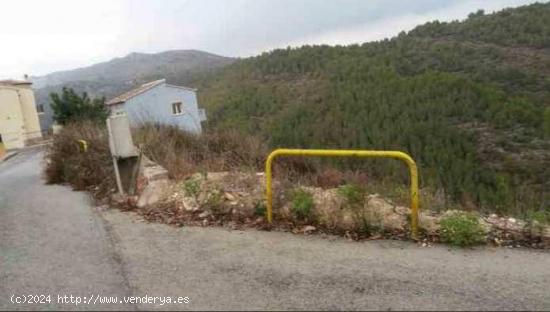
(50, 87, 108, 125)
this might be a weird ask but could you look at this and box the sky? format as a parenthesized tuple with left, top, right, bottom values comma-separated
(0, 0, 541, 79)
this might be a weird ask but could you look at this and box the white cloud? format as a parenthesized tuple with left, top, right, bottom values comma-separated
(279, 0, 537, 50)
(0, 0, 128, 78)
(0, 0, 542, 79)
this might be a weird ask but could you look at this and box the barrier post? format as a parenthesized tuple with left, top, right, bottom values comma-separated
(265, 149, 420, 239)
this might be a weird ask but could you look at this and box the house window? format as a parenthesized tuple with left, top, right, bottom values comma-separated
(36, 104, 44, 114)
(172, 102, 183, 115)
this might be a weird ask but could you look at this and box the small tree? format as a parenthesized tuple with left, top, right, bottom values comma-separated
(50, 87, 108, 125)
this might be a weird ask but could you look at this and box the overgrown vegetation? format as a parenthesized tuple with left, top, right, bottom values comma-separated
(254, 202, 267, 217)
(337, 184, 383, 236)
(338, 184, 366, 207)
(183, 178, 201, 197)
(440, 212, 487, 247)
(44, 122, 269, 199)
(44, 121, 114, 198)
(291, 188, 314, 221)
(185, 2, 550, 217)
(133, 123, 267, 179)
(203, 190, 223, 214)
(45, 122, 549, 248)
(50, 87, 109, 125)
(525, 210, 550, 237)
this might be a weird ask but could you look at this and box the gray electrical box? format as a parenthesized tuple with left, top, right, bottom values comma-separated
(107, 114, 138, 158)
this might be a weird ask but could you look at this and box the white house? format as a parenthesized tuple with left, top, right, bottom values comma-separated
(106, 79, 206, 133)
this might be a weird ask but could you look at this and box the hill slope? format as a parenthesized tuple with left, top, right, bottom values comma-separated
(190, 2, 550, 215)
(32, 49, 235, 90)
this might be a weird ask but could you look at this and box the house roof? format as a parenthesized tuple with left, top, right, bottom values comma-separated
(106, 79, 166, 105)
(165, 84, 197, 92)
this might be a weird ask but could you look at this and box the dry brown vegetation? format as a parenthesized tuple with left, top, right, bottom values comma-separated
(44, 122, 549, 248)
(133, 123, 268, 179)
(44, 122, 427, 205)
(133, 123, 389, 192)
(44, 122, 271, 197)
(44, 121, 115, 199)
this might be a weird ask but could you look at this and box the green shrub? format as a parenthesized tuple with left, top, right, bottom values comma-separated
(525, 210, 550, 235)
(440, 212, 486, 247)
(358, 216, 381, 236)
(291, 189, 314, 220)
(254, 202, 267, 217)
(50, 87, 108, 125)
(204, 190, 223, 213)
(183, 178, 201, 197)
(337, 183, 366, 207)
(526, 210, 550, 224)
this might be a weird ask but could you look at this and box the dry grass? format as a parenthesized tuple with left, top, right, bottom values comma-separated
(44, 121, 115, 198)
(44, 122, 444, 213)
(133, 123, 268, 179)
(45, 122, 271, 197)
(132, 123, 425, 205)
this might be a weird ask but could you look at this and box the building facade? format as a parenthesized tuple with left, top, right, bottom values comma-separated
(107, 79, 206, 133)
(0, 80, 42, 149)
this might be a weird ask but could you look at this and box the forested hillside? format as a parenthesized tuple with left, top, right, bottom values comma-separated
(186, 2, 550, 215)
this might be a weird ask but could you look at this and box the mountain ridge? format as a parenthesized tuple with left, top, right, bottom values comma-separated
(31, 49, 235, 89)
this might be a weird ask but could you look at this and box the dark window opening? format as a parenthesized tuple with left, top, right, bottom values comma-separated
(172, 102, 183, 115)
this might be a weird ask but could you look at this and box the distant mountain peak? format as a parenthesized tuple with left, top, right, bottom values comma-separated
(31, 49, 235, 90)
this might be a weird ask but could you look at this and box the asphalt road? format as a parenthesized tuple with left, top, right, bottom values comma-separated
(1, 148, 550, 311)
(0, 147, 133, 311)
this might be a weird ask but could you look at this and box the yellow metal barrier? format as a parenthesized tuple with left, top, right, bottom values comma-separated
(265, 149, 420, 239)
(77, 140, 88, 153)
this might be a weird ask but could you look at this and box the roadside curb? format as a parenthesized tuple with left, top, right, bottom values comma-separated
(23, 140, 53, 149)
(0, 151, 18, 162)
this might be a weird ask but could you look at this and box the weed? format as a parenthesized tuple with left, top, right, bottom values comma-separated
(337, 183, 366, 207)
(358, 216, 381, 236)
(440, 212, 486, 247)
(525, 210, 550, 236)
(183, 178, 201, 197)
(337, 183, 385, 236)
(291, 188, 314, 220)
(204, 190, 223, 214)
(133, 123, 267, 179)
(254, 202, 267, 217)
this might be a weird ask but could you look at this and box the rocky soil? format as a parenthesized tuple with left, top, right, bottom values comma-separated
(111, 161, 550, 249)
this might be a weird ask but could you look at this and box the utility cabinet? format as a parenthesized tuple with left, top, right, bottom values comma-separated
(107, 115, 138, 158)
(107, 114, 139, 195)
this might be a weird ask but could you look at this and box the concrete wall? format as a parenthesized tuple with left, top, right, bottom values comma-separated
(113, 83, 203, 134)
(0, 85, 42, 149)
